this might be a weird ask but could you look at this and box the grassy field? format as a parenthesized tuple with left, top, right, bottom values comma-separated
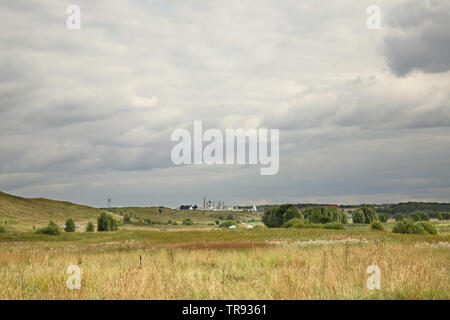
(0, 191, 449, 300)
(0, 227, 449, 299)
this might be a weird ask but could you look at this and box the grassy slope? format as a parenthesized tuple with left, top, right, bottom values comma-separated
(0, 191, 115, 230)
(0, 191, 261, 231)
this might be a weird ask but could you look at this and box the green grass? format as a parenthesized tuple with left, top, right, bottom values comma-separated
(1, 226, 449, 246)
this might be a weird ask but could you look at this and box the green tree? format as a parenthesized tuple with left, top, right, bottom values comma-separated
(97, 213, 119, 232)
(262, 204, 303, 228)
(394, 213, 405, 222)
(377, 213, 389, 223)
(352, 205, 377, 224)
(438, 212, 450, 220)
(302, 206, 347, 224)
(410, 211, 429, 221)
(65, 218, 76, 232)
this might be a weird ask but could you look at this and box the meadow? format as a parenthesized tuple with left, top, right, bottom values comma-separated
(0, 227, 449, 300)
(0, 191, 449, 300)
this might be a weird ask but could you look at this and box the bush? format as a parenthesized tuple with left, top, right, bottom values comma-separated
(394, 213, 405, 222)
(65, 218, 76, 232)
(393, 220, 427, 235)
(283, 218, 307, 228)
(182, 218, 193, 225)
(0, 225, 6, 233)
(86, 221, 95, 232)
(371, 220, 384, 231)
(219, 220, 237, 228)
(123, 213, 131, 224)
(35, 221, 61, 235)
(302, 206, 348, 224)
(97, 213, 119, 232)
(416, 222, 437, 235)
(262, 204, 303, 228)
(377, 213, 389, 223)
(352, 205, 377, 224)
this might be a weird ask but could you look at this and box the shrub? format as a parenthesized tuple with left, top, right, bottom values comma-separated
(262, 204, 303, 228)
(182, 218, 193, 225)
(65, 218, 76, 232)
(416, 222, 437, 235)
(35, 221, 61, 235)
(219, 220, 237, 228)
(0, 225, 6, 233)
(377, 213, 389, 223)
(302, 206, 348, 224)
(283, 218, 307, 228)
(394, 213, 405, 222)
(371, 220, 384, 231)
(393, 220, 426, 235)
(97, 213, 119, 232)
(352, 205, 377, 224)
(123, 213, 131, 224)
(86, 221, 95, 232)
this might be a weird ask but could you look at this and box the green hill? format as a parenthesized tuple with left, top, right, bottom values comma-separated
(0, 191, 110, 231)
(0, 191, 262, 231)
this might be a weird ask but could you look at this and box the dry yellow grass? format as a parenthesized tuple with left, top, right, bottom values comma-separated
(0, 240, 448, 299)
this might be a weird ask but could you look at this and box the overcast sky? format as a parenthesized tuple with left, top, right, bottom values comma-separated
(1, 0, 449, 207)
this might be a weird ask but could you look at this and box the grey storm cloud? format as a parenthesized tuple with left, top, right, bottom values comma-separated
(0, 0, 449, 206)
(384, 0, 450, 76)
